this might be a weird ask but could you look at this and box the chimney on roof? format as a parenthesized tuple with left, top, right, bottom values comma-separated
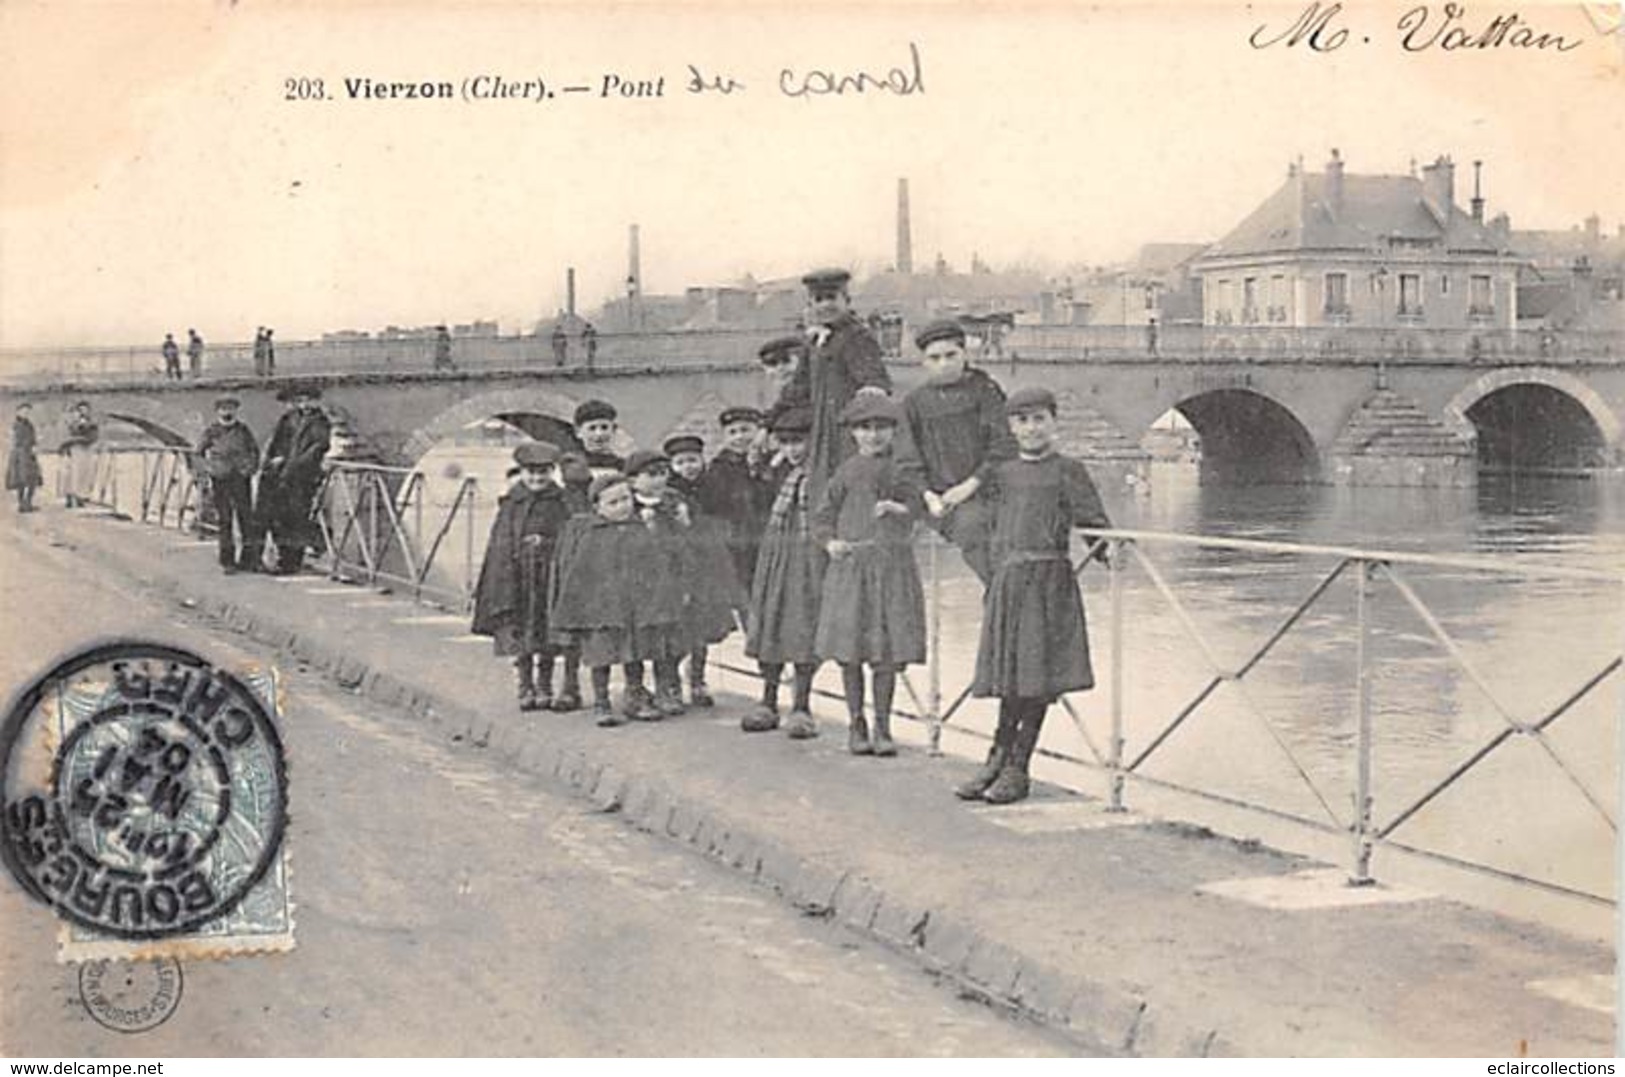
(1490, 211, 1511, 242)
(566, 267, 577, 317)
(1572, 255, 1596, 311)
(1470, 161, 1484, 224)
(1325, 149, 1344, 216)
(896, 178, 914, 275)
(1421, 155, 1456, 223)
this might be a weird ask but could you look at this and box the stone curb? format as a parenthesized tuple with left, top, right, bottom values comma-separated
(72, 525, 1231, 1057)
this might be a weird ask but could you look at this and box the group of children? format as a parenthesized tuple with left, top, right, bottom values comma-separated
(470, 318, 1112, 804)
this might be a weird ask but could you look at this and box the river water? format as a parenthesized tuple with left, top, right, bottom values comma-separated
(98, 439, 1624, 936)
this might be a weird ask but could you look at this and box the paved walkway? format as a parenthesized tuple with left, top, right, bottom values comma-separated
(14, 507, 1616, 1056)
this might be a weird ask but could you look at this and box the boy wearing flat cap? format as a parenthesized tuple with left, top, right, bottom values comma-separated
(697, 406, 775, 593)
(196, 395, 261, 574)
(664, 432, 747, 707)
(952, 386, 1112, 804)
(784, 267, 891, 509)
(903, 318, 1016, 586)
(573, 399, 626, 478)
(472, 441, 576, 712)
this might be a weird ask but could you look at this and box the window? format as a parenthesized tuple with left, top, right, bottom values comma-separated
(1324, 272, 1349, 315)
(1270, 275, 1289, 321)
(1242, 277, 1258, 322)
(1440, 274, 1451, 296)
(1398, 273, 1422, 316)
(1469, 274, 1493, 316)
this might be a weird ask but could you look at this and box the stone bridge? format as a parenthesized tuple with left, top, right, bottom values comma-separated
(3, 335, 1623, 485)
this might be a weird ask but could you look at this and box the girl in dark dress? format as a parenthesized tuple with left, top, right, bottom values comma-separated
(944, 387, 1111, 804)
(6, 403, 42, 513)
(550, 473, 687, 726)
(812, 392, 925, 756)
(742, 407, 824, 740)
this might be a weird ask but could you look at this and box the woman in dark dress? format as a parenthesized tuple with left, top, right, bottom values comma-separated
(6, 403, 42, 512)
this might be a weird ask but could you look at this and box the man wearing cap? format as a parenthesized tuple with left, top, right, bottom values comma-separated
(903, 318, 1016, 585)
(161, 333, 182, 380)
(787, 267, 891, 505)
(196, 396, 261, 574)
(472, 441, 576, 711)
(187, 329, 205, 378)
(573, 399, 626, 478)
(248, 382, 331, 574)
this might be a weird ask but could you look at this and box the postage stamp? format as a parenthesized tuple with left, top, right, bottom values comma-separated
(0, 641, 294, 962)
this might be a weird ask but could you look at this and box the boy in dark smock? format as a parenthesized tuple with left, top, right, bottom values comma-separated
(665, 433, 748, 708)
(959, 387, 1111, 805)
(903, 319, 1016, 586)
(471, 441, 575, 712)
(550, 473, 687, 725)
(696, 406, 774, 595)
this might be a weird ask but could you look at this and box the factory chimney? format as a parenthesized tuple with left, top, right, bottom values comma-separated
(566, 267, 577, 317)
(896, 178, 914, 275)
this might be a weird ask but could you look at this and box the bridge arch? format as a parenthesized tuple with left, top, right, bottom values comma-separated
(400, 387, 606, 463)
(1164, 388, 1321, 484)
(1442, 368, 1621, 472)
(86, 399, 202, 447)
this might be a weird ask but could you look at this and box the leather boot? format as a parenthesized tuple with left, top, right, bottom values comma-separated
(870, 710, 897, 757)
(848, 714, 873, 756)
(984, 701, 1045, 805)
(515, 657, 539, 712)
(552, 651, 583, 712)
(955, 701, 1017, 800)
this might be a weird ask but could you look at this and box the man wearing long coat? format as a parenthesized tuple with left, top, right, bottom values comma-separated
(249, 384, 331, 573)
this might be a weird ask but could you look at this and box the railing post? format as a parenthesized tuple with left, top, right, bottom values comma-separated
(1350, 558, 1377, 886)
(927, 529, 943, 755)
(1107, 537, 1128, 812)
(367, 474, 380, 585)
(464, 480, 477, 607)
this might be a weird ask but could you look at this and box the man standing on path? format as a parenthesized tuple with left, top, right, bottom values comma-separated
(779, 267, 890, 507)
(161, 333, 181, 380)
(197, 395, 260, 574)
(247, 383, 331, 574)
(187, 328, 205, 377)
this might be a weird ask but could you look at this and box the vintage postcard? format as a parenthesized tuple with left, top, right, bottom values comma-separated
(1, 0, 1621, 1059)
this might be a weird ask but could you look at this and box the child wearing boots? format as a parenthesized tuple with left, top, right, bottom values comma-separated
(664, 433, 747, 708)
(550, 472, 687, 727)
(813, 391, 926, 756)
(471, 441, 576, 711)
(742, 407, 824, 740)
(625, 449, 695, 718)
(955, 386, 1111, 804)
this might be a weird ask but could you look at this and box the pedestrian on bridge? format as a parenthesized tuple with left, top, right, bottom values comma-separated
(196, 395, 260, 574)
(248, 383, 330, 574)
(59, 400, 98, 509)
(161, 333, 181, 380)
(187, 328, 205, 377)
(253, 328, 267, 376)
(6, 403, 42, 513)
(433, 325, 455, 372)
(950, 387, 1112, 806)
(472, 441, 575, 712)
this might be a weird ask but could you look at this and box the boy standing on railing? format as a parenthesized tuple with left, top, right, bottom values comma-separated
(947, 387, 1111, 805)
(904, 319, 1016, 586)
(472, 441, 575, 712)
(196, 395, 261, 575)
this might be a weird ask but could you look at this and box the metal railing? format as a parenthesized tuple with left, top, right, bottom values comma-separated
(4, 323, 1622, 388)
(313, 461, 482, 609)
(59, 448, 1622, 905)
(61, 445, 204, 529)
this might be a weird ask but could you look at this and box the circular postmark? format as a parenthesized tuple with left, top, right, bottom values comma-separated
(78, 957, 184, 1033)
(1, 642, 287, 940)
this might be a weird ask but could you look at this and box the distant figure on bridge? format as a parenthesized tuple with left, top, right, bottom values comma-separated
(471, 441, 575, 713)
(187, 328, 205, 377)
(253, 328, 268, 376)
(905, 318, 1015, 587)
(583, 322, 598, 367)
(263, 328, 276, 377)
(1145, 317, 1159, 357)
(789, 267, 891, 508)
(161, 333, 181, 380)
(248, 383, 330, 574)
(6, 403, 42, 513)
(950, 387, 1112, 806)
(59, 400, 98, 509)
(433, 325, 455, 371)
(551, 323, 569, 367)
(196, 395, 260, 575)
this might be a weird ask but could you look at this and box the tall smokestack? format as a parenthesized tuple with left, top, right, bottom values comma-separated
(628, 224, 641, 294)
(1471, 160, 1484, 224)
(896, 178, 913, 275)
(566, 267, 577, 317)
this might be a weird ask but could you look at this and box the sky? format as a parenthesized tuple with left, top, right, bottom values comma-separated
(1, 0, 1621, 348)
